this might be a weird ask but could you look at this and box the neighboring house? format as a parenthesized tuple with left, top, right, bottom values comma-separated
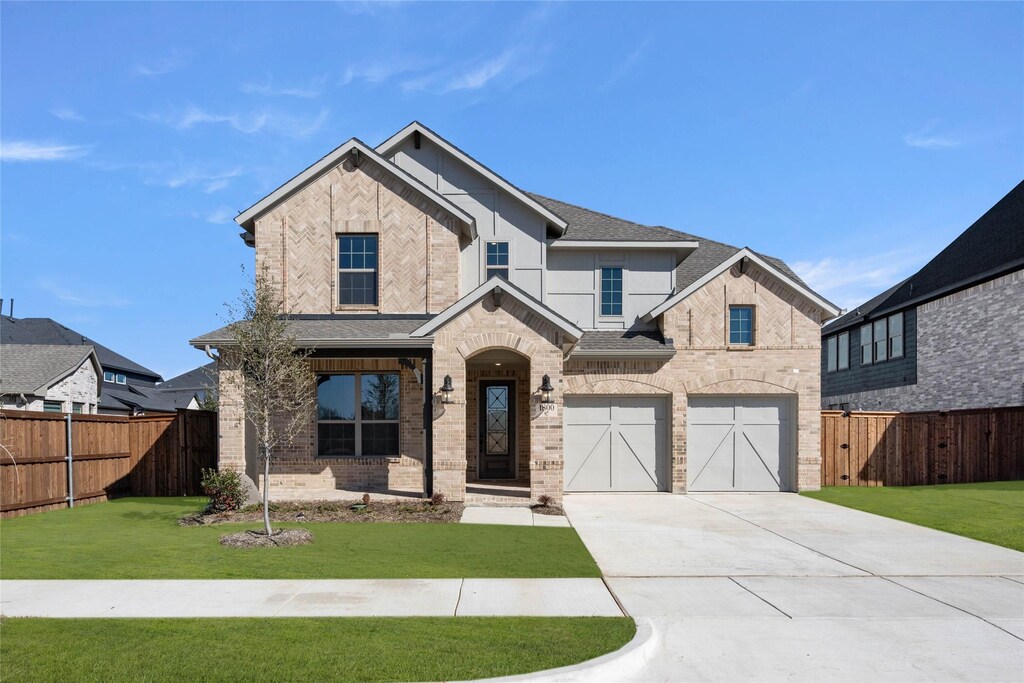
(0, 315, 173, 415)
(821, 181, 1024, 412)
(153, 362, 217, 410)
(0, 344, 101, 413)
(191, 122, 839, 502)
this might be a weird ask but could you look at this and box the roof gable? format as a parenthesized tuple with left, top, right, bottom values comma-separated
(234, 137, 476, 237)
(376, 122, 569, 235)
(0, 344, 101, 396)
(410, 278, 583, 340)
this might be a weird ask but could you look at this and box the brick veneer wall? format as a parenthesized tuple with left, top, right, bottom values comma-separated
(253, 155, 462, 315)
(432, 296, 564, 502)
(823, 269, 1024, 412)
(2, 360, 100, 414)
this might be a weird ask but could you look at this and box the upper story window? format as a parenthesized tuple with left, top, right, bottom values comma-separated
(729, 306, 754, 345)
(316, 373, 399, 457)
(104, 371, 114, 383)
(600, 267, 623, 316)
(860, 312, 905, 364)
(486, 242, 509, 280)
(104, 371, 126, 384)
(826, 331, 850, 373)
(338, 235, 378, 306)
(72, 402, 84, 414)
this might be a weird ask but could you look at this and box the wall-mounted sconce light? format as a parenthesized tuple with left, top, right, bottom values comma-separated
(441, 375, 454, 404)
(540, 374, 554, 404)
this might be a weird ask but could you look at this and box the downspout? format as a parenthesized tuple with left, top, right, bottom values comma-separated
(65, 413, 74, 508)
(422, 357, 433, 498)
(204, 345, 220, 362)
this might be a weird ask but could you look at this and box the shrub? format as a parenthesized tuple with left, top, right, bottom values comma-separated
(430, 492, 446, 506)
(362, 493, 371, 505)
(201, 468, 245, 513)
(537, 494, 553, 507)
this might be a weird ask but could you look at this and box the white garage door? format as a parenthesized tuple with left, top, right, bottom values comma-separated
(564, 396, 668, 492)
(687, 396, 793, 492)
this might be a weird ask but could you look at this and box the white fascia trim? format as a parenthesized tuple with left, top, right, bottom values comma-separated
(410, 279, 584, 340)
(376, 122, 569, 234)
(641, 248, 842, 322)
(549, 240, 699, 250)
(234, 138, 476, 238)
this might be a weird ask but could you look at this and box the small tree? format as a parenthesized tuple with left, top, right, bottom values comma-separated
(222, 270, 316, 536)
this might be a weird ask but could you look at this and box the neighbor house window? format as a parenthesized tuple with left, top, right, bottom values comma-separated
(486, 242, 509, 280)
(873, 318, 888, 363)
(729, 306, 754, 345)
(827, 336, 837, 373)
(43, 400, 62, 413)
(860, 324, 872, 365)
(600, 267, 623, 316)
(115, 373, 127, 385)
(888, 312, 904, 358)
(338, 235, 378, 306)
(72, 402, 84, 414)
(103, 371, 115, 383)
(838, 331, 850, 370)
(317, 373, 399, 457)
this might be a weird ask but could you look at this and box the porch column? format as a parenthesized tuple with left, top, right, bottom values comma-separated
(216, 351, 246, 476)
(431, 351, 467, 502)
(529, 348, 564, 503)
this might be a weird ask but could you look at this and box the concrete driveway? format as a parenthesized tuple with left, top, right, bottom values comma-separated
(562, 493, 1024, 682)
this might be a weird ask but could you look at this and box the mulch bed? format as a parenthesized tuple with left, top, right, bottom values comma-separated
(219, 528, 314, 548)
(530, 505, 565, 517)
(180, 499, 464, 526)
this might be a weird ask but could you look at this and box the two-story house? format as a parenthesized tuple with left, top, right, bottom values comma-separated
(191, 122, 839, 503)
(821, 181, 1023, 412)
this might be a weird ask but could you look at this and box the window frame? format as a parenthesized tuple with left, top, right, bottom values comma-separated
(860, 324, 873, 365)
(599, 266, 624, 317)
(873, 318, 888, 363)
(837, 331, 850, 370)
(43, 400, 63, 413)
(315, 372, 400, 458)
(115, 373, 127, 385)
(728, 305, 755, 346)
(826, 335, 838, 373)
(72, 402, 84, 414)
(337, 234, 379, 307)
(103, 371, 115, 383)
(485, 241, 510, 281)
(888, 312, 904, 359)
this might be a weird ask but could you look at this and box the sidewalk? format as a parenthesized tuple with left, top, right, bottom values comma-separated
(0, 578, 622, 618)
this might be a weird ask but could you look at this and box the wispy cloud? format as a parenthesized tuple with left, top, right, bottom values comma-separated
(599, 36, 653, 91)
(340, 57, 433, 86)
(51, 107, 85, 122)
(139, 105, 329, 138)
(160, 166, 243, 193)
(0, 140, 90, 162)
(338, 1, 407, 17)
(792, 249, 925, 312)
(36, 278, 131, 308)
(135, 49, 188, 77)
(444, 50, 516, 92)
(903, 122, 964, 150)
(199, 207, 236, 224)
(240, 75, 327, 99)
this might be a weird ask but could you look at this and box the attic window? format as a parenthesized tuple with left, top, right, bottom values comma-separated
(486, 242, 509, 280)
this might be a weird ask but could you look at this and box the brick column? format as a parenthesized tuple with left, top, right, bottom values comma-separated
(216, 352, 246, 476)
(529, 349, 564, 503)
(431, 350, 467, 502)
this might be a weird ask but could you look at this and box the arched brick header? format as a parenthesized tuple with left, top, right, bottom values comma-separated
(457, 333, 540, 360)
(683, 368, 800, 394)
(564, 373, 675, 395)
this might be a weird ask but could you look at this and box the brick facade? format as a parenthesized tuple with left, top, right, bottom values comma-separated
(823, 269, 1024, 412)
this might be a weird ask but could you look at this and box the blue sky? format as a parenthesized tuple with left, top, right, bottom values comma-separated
(1, 2, 1021, 380)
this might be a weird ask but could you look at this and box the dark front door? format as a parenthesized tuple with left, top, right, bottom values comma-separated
(479, 380, 516, 479)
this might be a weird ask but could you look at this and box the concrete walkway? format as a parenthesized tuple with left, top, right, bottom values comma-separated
(0, 578, 622, 618)
(545, 493, 1024, 683)
(461, 506, 571, 527)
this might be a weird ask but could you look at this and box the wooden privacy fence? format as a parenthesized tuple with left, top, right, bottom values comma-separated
(821, 407, 1024, 487)
(0, 409, 217, 518)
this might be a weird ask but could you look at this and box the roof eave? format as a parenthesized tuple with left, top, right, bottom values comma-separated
(189, 336, 433, 350)
(549, 240, 699, 250)
(568, 349, 676, 360)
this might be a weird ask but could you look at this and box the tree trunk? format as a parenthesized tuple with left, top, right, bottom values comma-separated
(262, 446, 272, 536)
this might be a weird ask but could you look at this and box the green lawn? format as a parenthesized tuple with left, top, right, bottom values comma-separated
(0, 617, 635, 682)
(803, 481, 1024, 552)
(0, 497, 600, 579)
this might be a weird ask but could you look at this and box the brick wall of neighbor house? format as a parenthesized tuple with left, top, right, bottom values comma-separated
(565, 262, 824, 492)
(432, 297, 564, 502)
(821, 309, 918, 402)
(823, 269, 1024, 412)
(253, 155, 463, 314)
(0, 360, 98, 414)
(216, 355, 425, 492)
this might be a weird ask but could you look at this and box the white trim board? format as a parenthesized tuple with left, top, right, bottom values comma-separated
(376, 122, 569, 235)
(641, 248, 841, 322)
(410, 278, 583, 340)
(549, 240, 699, 250)
(234, 138, 476, 238)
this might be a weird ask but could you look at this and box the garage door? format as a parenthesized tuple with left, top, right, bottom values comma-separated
(564, 396, 668, 492)
(687, 396, 793, 492)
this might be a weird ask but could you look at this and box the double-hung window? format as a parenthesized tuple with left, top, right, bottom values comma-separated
(826, 332, 850, 372)
(338, 235, 378, 306)
(860, 324, 873, 365)
(888, 312, 904, 358)
(486, 242, 509, 280)
(317, 373, 399, 457)
(729, 306, 754, 345)
(827, 336, 838, 372)
(873, 318, 888, 363)
(837, 331, 850, 370)
(600, 267, 623, 316)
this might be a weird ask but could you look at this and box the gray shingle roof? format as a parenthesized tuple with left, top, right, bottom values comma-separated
(530, 193, 700, 242)
(576, 329, 671, 352)
(191, 315, 435, 346)
(822, 278, 909, 332)
(0, 344, 99, 396)
(0, 316, 161, 380)
(157, 362, 217, 390)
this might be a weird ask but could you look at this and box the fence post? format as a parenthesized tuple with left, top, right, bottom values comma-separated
(65, 413, 74, 508)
